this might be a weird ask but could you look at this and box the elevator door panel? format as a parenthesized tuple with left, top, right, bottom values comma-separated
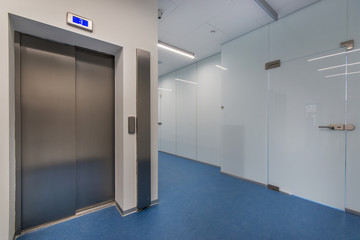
(20, 35, 76, 229)
(75, 49, 115, 210)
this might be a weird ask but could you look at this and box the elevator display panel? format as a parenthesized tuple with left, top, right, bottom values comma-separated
(67, 12, 93, 32)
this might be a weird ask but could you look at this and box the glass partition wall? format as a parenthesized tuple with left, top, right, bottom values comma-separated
(159, 0, 360, 212)
(158, 55, 222, 167)
(221, 0, 360, 212)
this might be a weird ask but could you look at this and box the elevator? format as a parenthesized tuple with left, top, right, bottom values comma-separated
(15, 33, 115, 231)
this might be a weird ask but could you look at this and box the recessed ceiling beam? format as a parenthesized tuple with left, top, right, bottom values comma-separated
(255, 0, 278, 21)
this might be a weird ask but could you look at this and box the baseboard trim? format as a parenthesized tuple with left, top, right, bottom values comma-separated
(159, 151, 220, 168)
(151, 199, 159, 206)
(115, 202, 137, 216)
(346, 208, 360, 216)
(115, 199, 159, 216)
(220, 171, 267, 188)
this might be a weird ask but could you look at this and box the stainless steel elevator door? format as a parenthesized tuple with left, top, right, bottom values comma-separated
(75, 48, 115, 210)
(18, 34, 115, 231)
(20, 34, 77, 229)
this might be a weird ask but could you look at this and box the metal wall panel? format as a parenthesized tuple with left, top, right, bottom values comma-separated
(75, 48, 115, 210)
(20, 34, 76, 230)
(136, 49, 151, 209)
(15, 32, 22, 235)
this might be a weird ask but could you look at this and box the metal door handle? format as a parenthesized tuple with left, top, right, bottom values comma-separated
(158, 122, 162, 125)
(318, 124, 355, 131)
(319, 125, 334, 130)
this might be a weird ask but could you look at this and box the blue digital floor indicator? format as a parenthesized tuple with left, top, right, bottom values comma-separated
(72, 16, 89, 27)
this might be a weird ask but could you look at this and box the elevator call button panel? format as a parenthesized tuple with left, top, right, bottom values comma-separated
(67, 12, 93, 32)
(128, 117, 136, 134)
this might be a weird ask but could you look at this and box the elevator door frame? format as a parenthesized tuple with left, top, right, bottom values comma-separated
(14, 32, 116, 233)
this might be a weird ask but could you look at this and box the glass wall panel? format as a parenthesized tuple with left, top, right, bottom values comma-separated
(346, 49, 360, 212)
(221, 27, 268, 184)
(269, 50, 346, 209)
(348, 0, 360, 43)
(158, 90, 162, 151)
(197, 55, 222, 166)
(269, 0, 347, 62)
(158, 74, 176, 154)
(176, 64, 197, 159)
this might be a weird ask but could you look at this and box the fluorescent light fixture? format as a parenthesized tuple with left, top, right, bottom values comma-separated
(158, 88, 172, 92)
(175, 78, 198, 85)
(255, 0, 278, 21)
(216, 65, 228, 71)
(157, 41, 195, 59)
(308, 48, 360, 62)
(318, 62, 360, 71)
(325, 71, 360, 78)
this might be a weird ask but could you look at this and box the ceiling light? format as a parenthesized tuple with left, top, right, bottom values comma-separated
(157, 41, 195, 59)
(175, 78, 198, 85)
(318, 62, 360, 71)
(158, 88, 172, 91)
(325, 71, 360, 78)
(216, 65, 228, 71)
(308, 48, 360, 62)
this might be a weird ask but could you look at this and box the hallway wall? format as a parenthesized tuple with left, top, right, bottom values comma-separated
(0, 0, 158, 239)
(158, 54, 222, 167)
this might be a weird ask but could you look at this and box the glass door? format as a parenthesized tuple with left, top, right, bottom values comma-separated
(158, 90, 162, 151)
(346, 48, 360, 213)
(269, 48, 347, 209)
(158, 77, 176, 154)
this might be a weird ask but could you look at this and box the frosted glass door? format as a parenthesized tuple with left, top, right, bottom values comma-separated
(346, 49, 360, 213)
(269, 49, 346, 209)
(158, 76, 176, 154)
(158, 91, 162, 151)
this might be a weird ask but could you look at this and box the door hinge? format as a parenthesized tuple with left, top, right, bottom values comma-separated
(341, 40, 354, 50)
(267, 184, 280, 192)
(265, 60, 280, 70)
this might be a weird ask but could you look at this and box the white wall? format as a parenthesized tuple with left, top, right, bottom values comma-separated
(158, 54, 222, 166)
(1, 0, 158, 239)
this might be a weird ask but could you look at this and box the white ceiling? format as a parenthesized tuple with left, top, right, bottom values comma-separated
(158, 0, 319, 77)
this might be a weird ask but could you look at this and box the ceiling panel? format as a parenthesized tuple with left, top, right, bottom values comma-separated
(158, 0, 320, 76)
(159, 0, 234, 37)
(208, 1, 265, 35)
(158, 0, 178, 19)
(169, 0, 185, 5)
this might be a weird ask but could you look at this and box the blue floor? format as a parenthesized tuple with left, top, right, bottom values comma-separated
(19, 152, 360, 240)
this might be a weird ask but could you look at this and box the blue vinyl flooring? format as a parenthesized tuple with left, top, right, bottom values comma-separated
(19, 152, 360, 240)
